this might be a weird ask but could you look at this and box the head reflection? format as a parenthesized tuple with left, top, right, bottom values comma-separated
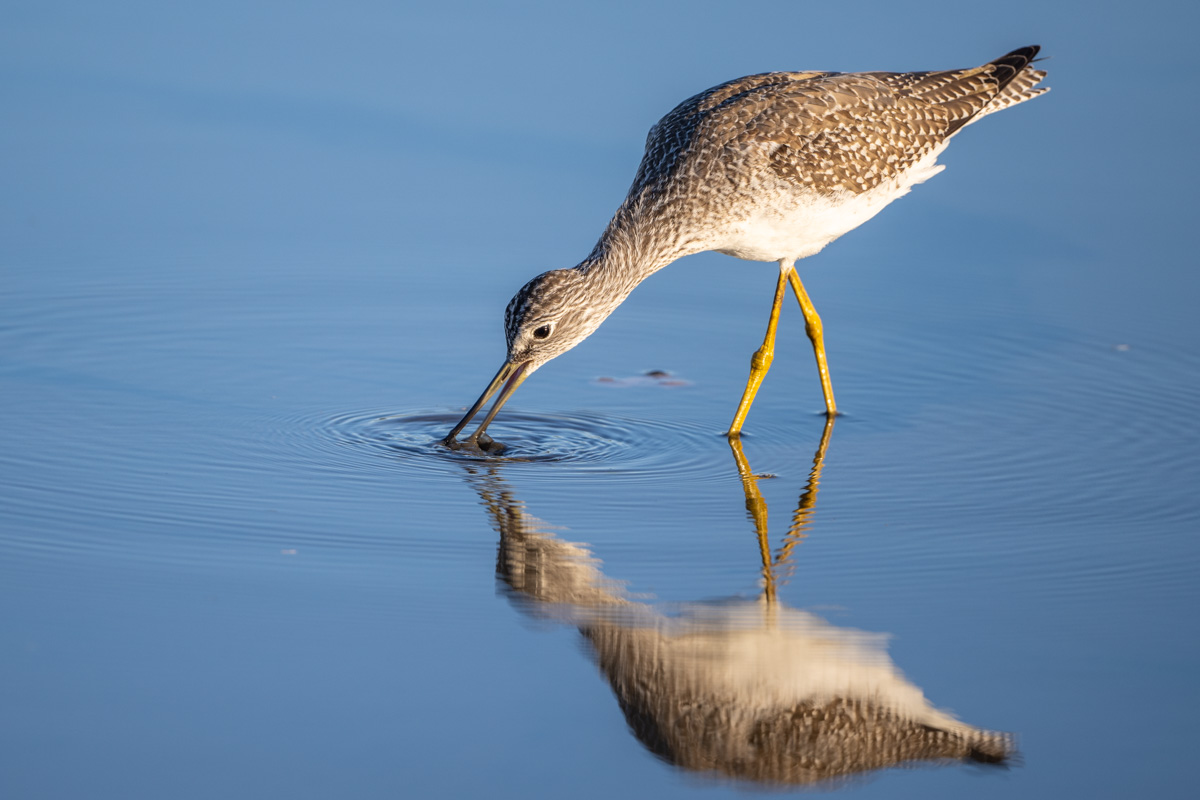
(468, 419, 1015, 787)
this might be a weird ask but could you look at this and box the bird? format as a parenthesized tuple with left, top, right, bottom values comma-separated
(444, 46, 1049, 452)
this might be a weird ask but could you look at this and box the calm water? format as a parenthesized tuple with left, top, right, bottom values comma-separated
(3, 3, 1200, 798)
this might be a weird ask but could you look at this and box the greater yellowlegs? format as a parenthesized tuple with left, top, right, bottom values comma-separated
(446, 46, 1048, 451)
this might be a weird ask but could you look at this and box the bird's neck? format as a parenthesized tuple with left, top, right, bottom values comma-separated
(578, 202, 692, 299)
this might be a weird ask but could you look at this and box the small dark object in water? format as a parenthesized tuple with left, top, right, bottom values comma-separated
(645, 369, 669, 378)
(443, 432, 507, 455)
(477, 434, 507, 454)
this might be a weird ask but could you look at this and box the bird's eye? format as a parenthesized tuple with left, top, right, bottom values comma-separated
(533, 324, 552, 339)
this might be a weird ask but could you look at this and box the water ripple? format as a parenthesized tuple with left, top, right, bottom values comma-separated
(271, 407, 738, 484)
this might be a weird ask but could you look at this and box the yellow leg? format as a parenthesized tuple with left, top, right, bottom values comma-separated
(785, 268, 837, 416)
(727, 264, 790, 437)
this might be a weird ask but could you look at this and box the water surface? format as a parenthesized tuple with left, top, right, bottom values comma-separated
(3, 3, 1200, 798)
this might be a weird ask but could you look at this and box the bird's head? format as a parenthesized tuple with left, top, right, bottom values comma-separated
(443, 267, 615, 452)
(503, 268, 607, 370)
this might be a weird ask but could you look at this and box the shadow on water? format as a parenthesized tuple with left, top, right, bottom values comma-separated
(464, 419, 1017, 790)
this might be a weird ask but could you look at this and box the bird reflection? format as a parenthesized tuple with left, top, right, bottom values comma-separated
(468, 420, 1015, 787)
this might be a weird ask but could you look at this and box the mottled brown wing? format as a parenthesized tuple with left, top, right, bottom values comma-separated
(633, 70, 950, 197)
(630, 47, 1046, 200)
(630, 71, 836, 199)
(868, 68, 1002, 133)
(711, 46, 1045, 195)
(722, 73, 954, 195)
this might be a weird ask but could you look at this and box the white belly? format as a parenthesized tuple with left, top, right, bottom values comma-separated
(713, 146, 948, 263)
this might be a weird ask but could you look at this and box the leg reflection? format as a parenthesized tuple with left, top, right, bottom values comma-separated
(728, 415, 835, 604)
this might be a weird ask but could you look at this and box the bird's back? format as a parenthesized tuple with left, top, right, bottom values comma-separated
(611, 46, 1047, 265)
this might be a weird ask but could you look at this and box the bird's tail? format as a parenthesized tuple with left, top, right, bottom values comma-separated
(970, 45, 1049, 123)
(890, 45, 1048, 135)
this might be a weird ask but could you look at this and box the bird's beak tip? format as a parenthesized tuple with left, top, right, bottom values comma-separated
(442, 359, 533, 451)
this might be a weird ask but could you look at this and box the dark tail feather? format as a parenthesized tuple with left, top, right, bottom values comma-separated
(988, 45, 1041, 93)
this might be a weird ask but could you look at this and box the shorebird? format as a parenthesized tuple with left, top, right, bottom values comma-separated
(445, 46, 1048, 451)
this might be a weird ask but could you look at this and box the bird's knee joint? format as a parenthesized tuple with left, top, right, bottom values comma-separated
(751, 349, 774, 370)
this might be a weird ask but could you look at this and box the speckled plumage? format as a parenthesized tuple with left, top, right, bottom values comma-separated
(588, 45, 1047, 275)
(447, 47, 1048, 447)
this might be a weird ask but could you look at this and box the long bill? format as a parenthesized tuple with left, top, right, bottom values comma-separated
(442, 360, 530, 448)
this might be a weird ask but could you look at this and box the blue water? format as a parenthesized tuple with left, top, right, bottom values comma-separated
(3, 2, 1199, 798)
